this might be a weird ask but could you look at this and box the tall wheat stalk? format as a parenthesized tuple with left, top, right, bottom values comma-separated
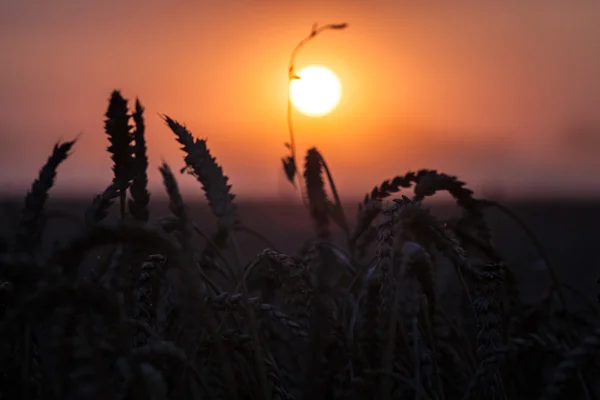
(281, 23, 348, 196)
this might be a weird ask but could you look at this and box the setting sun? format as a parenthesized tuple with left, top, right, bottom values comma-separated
(289, 65, 342, 117)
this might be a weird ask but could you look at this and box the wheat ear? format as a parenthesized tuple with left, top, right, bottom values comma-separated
(14, 139, 76, 254)
(104, 90, 133, 219)
(128, 98, 150, 222)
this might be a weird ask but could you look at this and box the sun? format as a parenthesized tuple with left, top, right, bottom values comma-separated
(290, 65, 342, 117)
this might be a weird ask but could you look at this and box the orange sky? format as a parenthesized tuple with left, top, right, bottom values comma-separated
(1, 0, 600, 201)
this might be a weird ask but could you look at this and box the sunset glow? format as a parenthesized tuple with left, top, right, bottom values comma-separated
(1, 2, 600, 199)
(290, 65, 342, 117)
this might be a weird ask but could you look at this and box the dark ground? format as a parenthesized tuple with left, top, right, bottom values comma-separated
(1, 197, 598, 306)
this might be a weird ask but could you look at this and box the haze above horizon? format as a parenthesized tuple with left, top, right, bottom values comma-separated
(1, 0, 599, 200)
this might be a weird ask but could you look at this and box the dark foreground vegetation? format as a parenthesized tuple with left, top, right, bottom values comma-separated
(1, 90, 599, 400)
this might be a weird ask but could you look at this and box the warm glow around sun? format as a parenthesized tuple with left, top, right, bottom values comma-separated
(290, 65, 342, 117)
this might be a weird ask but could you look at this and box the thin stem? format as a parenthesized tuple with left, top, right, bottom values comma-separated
(287, 69, 307, 205)
(235, 225, 280, 252)
(191, 223, 236, 281)
(119, 191, 126, 220)
(286, 23, 348, 204)
(199, 268, 221, 295)
(230, 234, 270, 400)
(479, 199, 567, 309)
(233, 249, 271, 294)
(317, 151, 351, 241)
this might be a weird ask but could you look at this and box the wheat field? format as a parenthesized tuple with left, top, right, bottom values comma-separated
(0, 90, 598, 400)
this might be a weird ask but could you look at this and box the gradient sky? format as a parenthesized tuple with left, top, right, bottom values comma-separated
(2, 0, 600, 201)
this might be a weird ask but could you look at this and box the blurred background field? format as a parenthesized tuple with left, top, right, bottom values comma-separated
(2, 197, 598, 303)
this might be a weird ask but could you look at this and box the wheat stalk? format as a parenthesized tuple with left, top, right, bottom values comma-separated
(282, 22, 348, 193)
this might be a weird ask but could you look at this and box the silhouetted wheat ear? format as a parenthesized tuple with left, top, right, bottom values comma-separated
(392, 198, 477, 277)
(304, 148, 330, 240)
(128, 98, 150, 222)
(161, 115, 238, 232)
(351, 170, 425, 250)
(354, 170, 492, 252)
(84, 183, 119, 227)
(412, 170, 491, 244)
(13, 139, 76, 254)
(104, 90, 134, 219)
(132, 254, 167, 347)
(395, 240, 437, 318)
(158, 162, 194, 260)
